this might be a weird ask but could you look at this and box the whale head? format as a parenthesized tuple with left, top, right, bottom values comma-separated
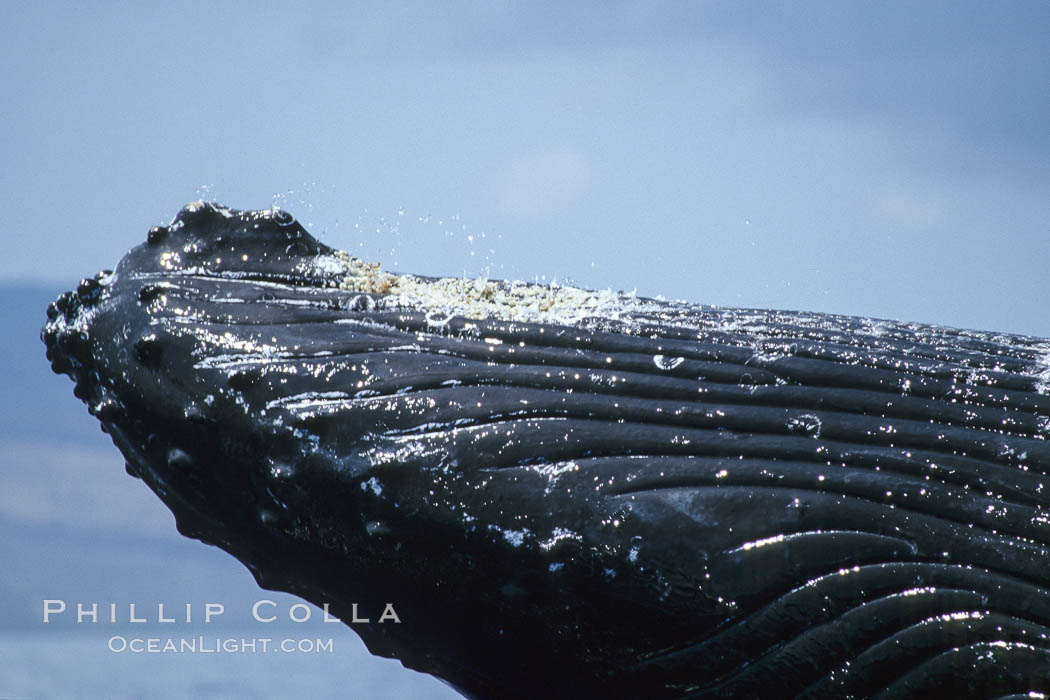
(43, 202, 1050, 698)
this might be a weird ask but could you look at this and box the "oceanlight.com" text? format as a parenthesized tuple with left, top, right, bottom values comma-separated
(107, 636, 335, 654)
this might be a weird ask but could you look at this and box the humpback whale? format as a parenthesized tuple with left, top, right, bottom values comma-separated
(42, 202, 1050, 698)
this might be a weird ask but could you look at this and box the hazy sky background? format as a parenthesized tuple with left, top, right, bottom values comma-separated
(4, 0, 1048, 333)
(2, 2, 1048, 698)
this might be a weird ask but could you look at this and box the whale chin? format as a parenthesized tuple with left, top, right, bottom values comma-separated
(42, 201, 1050, 698)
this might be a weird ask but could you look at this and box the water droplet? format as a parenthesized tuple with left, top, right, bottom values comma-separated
(167, 448, 193, 470)
(272, 208, 295, 226)
(787, 413, 823, 438)
(365, 521, 390, 536)
(653, 355, 684, 370)
(184, 404, 209, 424)
(425, 310, 452, 328)
(93, 398, 123, 421)
(268, 459, 296, 480)
(258, 507, 282, 526)
(285, 241, 311, 256)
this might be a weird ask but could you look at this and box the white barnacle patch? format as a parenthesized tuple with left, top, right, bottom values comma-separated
(309, 254, 350, 276)
(323, 248, 658, 327)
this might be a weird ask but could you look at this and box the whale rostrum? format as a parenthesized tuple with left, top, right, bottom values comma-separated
(42, 202, 1050, 698)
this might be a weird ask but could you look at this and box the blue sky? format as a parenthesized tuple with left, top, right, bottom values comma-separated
(2, 2, 1048, 697)
(3, 1, 1048, 333)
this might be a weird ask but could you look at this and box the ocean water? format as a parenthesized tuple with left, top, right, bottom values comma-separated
(0, 630, 462, 699)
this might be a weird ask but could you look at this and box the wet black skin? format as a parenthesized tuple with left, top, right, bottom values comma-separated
(42, 203, 1050, 698)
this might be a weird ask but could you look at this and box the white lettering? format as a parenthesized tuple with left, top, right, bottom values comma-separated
(288, 603, 311, 622)
(204, 603, 224, 623)
(77, 603, 98, 623)
(379, 604, 401, 623)
(43, 600, 66, 622)
(252, 600, 276, 623)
